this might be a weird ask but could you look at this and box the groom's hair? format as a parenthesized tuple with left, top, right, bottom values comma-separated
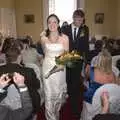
(73, 9, 85, 24)
(73, 9, 85, 18)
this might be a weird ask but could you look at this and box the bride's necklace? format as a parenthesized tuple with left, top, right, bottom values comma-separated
(49, 34, 59, 43)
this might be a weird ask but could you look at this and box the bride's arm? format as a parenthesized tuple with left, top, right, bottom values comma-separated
(50, 65, 64, 73)
(40, 31, 48, 55)
(45, 65, 64, 79)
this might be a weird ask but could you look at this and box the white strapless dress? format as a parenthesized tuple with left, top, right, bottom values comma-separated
(42, 43, 67, 120)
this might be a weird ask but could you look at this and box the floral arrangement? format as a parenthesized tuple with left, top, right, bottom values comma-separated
(55, 50, 82, 68)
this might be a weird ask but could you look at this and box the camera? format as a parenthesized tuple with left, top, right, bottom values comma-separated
(8, 73, 14, 84)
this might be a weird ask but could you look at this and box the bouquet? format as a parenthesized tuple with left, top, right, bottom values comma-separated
(55, 50, 83, 68)
(44, 51, 82, 79)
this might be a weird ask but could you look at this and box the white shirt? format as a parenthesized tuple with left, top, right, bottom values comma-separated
(72, 24, 79, 40)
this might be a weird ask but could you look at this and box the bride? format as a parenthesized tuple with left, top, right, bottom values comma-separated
(40, 14, 69, 120)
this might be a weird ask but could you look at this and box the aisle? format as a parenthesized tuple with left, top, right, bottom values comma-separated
(37, 98, 82, 120)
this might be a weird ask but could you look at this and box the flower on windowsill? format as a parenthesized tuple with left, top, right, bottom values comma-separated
(55, 50, 83, 68)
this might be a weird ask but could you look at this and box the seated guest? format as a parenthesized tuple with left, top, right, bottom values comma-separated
(82, 49, 119, 120)
(1, 37, 23, 65)
(90, 56, 119, 84)
(21, 38, 43, 67)
(1, 37, 17, 54)
(84, 49, 115, 104)
(0, 35, 6, 65)
(36, 41, 44, 56)
(116, 59, 120, 71)
(85, 40, 104, 83)
(0, 39, 41, 117)
(20, 38, 44, 106)
(112, 55, 120, 68)
(87, 40, 103, 63)
(112, 40, 120, 56)
(89, 36, 96, 51)
(0, 72, 33, 120)
(92, 84, 120, 120)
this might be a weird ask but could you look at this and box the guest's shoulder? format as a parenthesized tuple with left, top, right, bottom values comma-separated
(22, 66, 35, 75)
(0, 64, 9, 74)
(0, 64, 6, 68)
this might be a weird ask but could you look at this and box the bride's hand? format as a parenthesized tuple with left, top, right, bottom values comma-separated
(44, 72, 51, 79)
(44, 65, 64, 79)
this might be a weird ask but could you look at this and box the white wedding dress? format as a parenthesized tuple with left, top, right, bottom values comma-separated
(42, 43, 67, 120)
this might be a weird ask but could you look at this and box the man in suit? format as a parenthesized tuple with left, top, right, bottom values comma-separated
(62, 9, 89, 119)
(0, 39, 41, 115)
(0, 73, 33, 120)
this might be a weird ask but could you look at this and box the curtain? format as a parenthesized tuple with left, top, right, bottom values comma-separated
(0, 8, 17, 38)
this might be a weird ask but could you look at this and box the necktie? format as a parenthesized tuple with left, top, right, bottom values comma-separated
(74, 28, 77, 41)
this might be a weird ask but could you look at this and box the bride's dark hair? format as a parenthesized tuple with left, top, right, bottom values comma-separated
(46, 14, 62, 37)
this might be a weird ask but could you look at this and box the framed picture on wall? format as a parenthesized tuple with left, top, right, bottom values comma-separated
(24, 14, 35, 23)
(95, 13, 104, 24)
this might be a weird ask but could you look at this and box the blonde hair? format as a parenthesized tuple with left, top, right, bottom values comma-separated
(95, 49, 112, 74)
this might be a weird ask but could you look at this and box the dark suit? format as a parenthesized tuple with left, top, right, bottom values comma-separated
(62, 24, 89, 60)
(62, 24, 89, 118)
(0, 89, 33, 120)
(0, 63, 41, 113)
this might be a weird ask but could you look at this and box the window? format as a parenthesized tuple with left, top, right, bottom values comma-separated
(49, 0, 77, 26)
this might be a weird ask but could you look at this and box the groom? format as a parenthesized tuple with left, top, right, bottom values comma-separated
(62, 9, 89, 119)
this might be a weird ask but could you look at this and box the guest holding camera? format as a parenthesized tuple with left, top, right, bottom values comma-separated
(0, 38, 41, 117)
(0, 72, 33, 120)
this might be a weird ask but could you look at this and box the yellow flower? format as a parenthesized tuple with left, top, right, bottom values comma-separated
(74, 54, 80, 57)
(55, 50, 81, 66)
